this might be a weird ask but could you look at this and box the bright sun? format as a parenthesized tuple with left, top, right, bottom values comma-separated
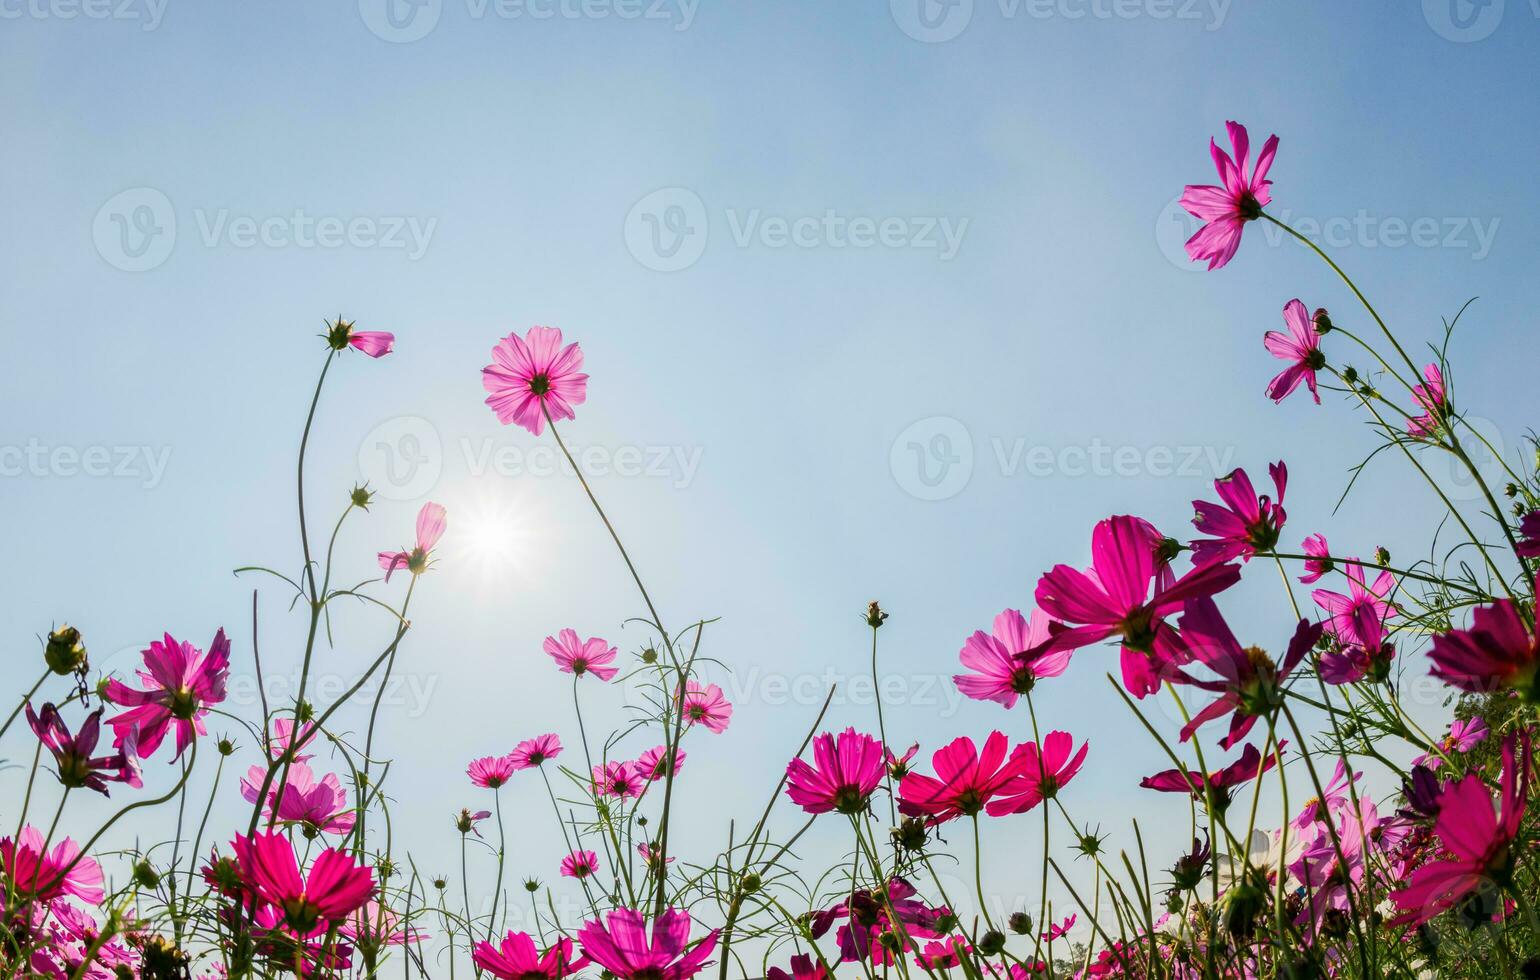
(449, 491, 538, 584)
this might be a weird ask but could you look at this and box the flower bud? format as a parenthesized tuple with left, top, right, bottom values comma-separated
(878, 932, 901, 952)
(45, 626, 87, 675)
(740, 872, 762, 894)
(1008, 912, 1033, 935)
(432, 877, 448, 891)
(325, 317, 355, 351)
(524, 878, 542, 893)
(1341, 366, 1359, 386)
(1223, 882, 1265, 939)
(1311, 308, 1333, 334)
(1156, 537, 1184, 566)
(350, 484, 375, 509)
(977, 930, 1006, 956)
(641, 647, 658, 664)
(217, 737, 236, 757)
(891, 817, 927, 852)
(1374, 546, 1391, 567)
(132, 859, 161, 889)
(933, 912, 959, 935)
(866, 601, 889, 628)
(1505, 483, 1520, 499)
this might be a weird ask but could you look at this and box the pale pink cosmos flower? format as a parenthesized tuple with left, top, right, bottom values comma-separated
(636, 744, 685, 781)
(1407, 363, 1447, 438)
(103, 628, 231, 761)
(560, 849, 600, 880)
(638, 842, 675, 871)
(1299, 533, 1332, 584)
(240, 761, 356, 836)
(1292, 758, 1361, 829)
(577, 907, 719, 980)
(1264, 300, 1325, 404)
(267, 717, 318, 762)
(1180, 121, 1278, 270)
(509, 734, 563, 770)
(1413, 716, 1489, 769)
(592, 761, 644, 799)
(467, 754, 518, 789)
(326, 317, 394, 358)
(544, 629, 620, 681)
(377, 501, 447, 582)
(885, 743, 919, 780)
(341, 900, 425, 958)
(679, 681, 732, 733)
(953, 608, 1070, 709)
(785, 728, 887, 815)
(482, 326, 589, 436)
(0, 826, 105, 904)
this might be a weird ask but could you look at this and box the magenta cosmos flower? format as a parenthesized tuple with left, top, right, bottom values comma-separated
(898, 731, 1023, 824)
(232, 832, 375, 935)
(680, 681, 733, 733)
(1390, 733, 1531, 925)
(768, 954, 830, 980)
(592, 760, 645, 799)
(1174, 599, 1322, 750)
(1413, 716, 1488, 769)
(482, 325, 589, 436)
(1190, 462, 1287, 566)
(1180, 121, 1278, 270)
(1516, 511, 1540, 558)
(560, 849, 600, 880)
(577, 907, 718, 980)
(377, 501, 447, 582)
(1140, 741, 1282, 814)
(1407, 363, 1447, 438)
(325, 317, 394, 358)
(1312, 560, 1396, 652)
(1428, 580, 1540, 700)
(545, 629, 619, 681)
(1034, 516, 1241, 698)
(988, 731, 1088, 816)
(0, 826, 104, 904)
(785, 728, 887, 815)
(1263, 300, 1326, 404)
(1298, 533, 1332, 584)
(509, 733, 563, 770)
(636, 743, 685, 780)
(467, 754, 518, 789)
(27, 703, 140, 795)
(474, 932, 589, 980)
(103, 628, 230, 761)
(1042, 914, 1077, 942)
(953, 608, 1070, 708)
(240, 761, 355, 836)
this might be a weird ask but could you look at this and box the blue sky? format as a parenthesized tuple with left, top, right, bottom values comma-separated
(4, 0, 1539, 961)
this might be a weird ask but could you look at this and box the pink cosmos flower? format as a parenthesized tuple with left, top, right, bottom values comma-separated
(785, 728, 887, 815)
(1139, 741, 1283, 813)
(1292, 758, 1361, 830)
(916, 937, 970, 970)
(885, 743, 919, 780)
(953, 608, 1070, 708)
(636, 743, 685, 780)
(341, 901, 424, 957)
(767, 954, 831, 980)
(455, 808, 492, 837)
(1312, 559, 1396, 652)
(1180, 121, 1278, 270)
(1042, 914, 1077, 942)
(592, 761, 644, 799)
(377, 501, 447, 582)
(103, 628, 230, 761)
(1298, 533, 1332, 584)
(26, 703, 140, 795)
(544, 629, 620, 681)
(638, 842, 675, 870)
(474, 932, 590, 980)
(509, 733, 563, 770)
(467, 755, 518, 789)
(482, 326, 589, 436)
(1174, 599, 1322, 749)
(268, 718, 318, 762)
(1263, 300, 1325, 404)
(898, 732, 1023, 824)
(810, 878, 948, 965)
(231, 832, 375, 935)
(1428, 580, 1540, 699)
(1390, 733, 1531, 925)
(1515, 511, 1540, 558)
(1407, 363, 1447, 438)
(1034, 515, 1241, 698)
(1413, 717, 1490, 769)
(0, 826, 104, 904)
(1190, 462, 1287, 566)
(326, 317, 394, 358)
(988, 731, 1088, 816)
(560, 850, 599, 880)
(680, 681, 732, 733)
(241, 761, 355, 836)
(577, 907, 718, 980)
